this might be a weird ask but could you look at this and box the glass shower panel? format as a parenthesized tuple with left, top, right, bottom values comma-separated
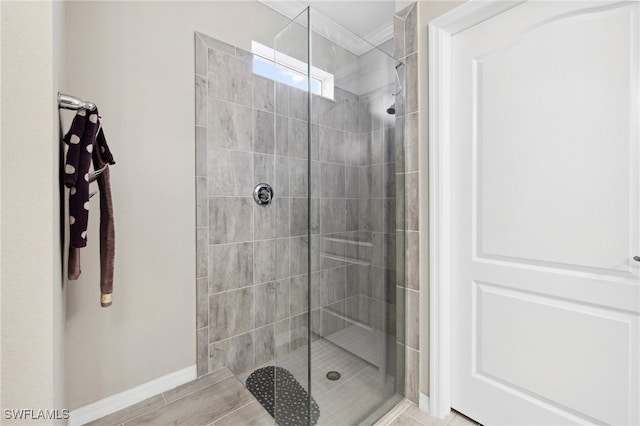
(273, 8, 314, 426)
(308, 8, 405, 425)
(269, 7, 405, 425)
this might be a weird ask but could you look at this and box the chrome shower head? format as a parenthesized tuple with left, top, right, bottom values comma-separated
(386, 103, 396, 115)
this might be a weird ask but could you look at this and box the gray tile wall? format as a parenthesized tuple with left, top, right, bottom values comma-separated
(195, 30, 408, 391)
(395, 2, 420, 404)
(195, 34, 396, 375)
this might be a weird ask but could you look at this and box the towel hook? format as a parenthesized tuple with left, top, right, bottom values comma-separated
(58, 92, 96, 111)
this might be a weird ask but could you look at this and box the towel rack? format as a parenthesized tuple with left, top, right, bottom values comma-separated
(58, 92, 96, 111)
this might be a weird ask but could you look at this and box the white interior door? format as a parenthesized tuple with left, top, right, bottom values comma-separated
(450, 2, 640, 425)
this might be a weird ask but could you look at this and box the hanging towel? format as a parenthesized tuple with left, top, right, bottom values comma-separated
(92, 128, 116, 307)
(64, 108, 116, 307)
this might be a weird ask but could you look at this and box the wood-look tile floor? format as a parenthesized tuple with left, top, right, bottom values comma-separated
(86, 368, 273, 426)
(375, 400, 481, 426)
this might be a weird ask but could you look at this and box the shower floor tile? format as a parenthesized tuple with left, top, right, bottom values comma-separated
(239, 337, 397, 426)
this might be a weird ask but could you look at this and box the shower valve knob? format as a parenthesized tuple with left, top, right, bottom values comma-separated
(634, 256, 640, 262)
(254, 183, 274, 205)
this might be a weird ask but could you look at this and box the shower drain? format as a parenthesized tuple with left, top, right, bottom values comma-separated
(326, 371, 341, 381)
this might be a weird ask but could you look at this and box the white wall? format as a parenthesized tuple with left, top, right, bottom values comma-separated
(1, 0, 65, 416)
(63, 1, 290, 409)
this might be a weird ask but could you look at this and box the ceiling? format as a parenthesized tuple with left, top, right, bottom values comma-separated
(258, 0, 395, 55)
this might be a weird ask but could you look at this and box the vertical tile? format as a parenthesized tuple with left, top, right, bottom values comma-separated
(290, 314, 308, 351)
(406, 53, 418, 115)
(275, 319, 290, 356)
(275, 278, 290, 321)
(253, 110, 275, 154)
(253, 75, 274, 112)
(254, 325, 275, 366)
(396, 230, 406, 288)
(405, 112, 419, 173)
(209, 288, 253, 342)
(289, 88, 308, 121)
(195, 74, 207, 127)
(275, 237, 290, 279)
(396, 175, 406, 231)
(253, 153, 275, 185)
(254, 282, 276, 327)
(321, 267, 346, 305)
(319, 127, 346, 164)
(254, 239, 275, 284)
(345, 132, 363, 166)
(275, 156, 290, 198)
(275, 115, 290, 157)
(370, 129, 384, 165)
(406, 231, 419, 291)
(196, 228, 208, 279)
(385, 233, 397, 270)
(254, 204, 275, 241)
(346, 199, 359, 232)
(323, 302, 347, 336)
(359, 198, 383, 232)
(320, 198, 346, 234)
(289, 119, 309, 160)
(209, 197, 253, 244)
(289, 236, 309, 276)
(208, 148, 253, 196)
(209, 332, 254, 375)
(384, 162, 396, 199)
(195, 35, 208, 76)
(209, 242, 253, 293)
(406, 172, 419, 231)
(289, 158, 307, 197)
(405, 3, 418, 56)
(345, 99, 360, 134)
(395, 115, 405, 174)
(406, 289, 420, 351)
(359, 100, 372, 134)
(384, 127, 396, 164)
(195, 126, 207, 177)
(310, 271, 321, 309)
(196, 177, 208, 228)
(320, 163, 346, 198)
(197, 327, 209, 377)
(208, 49, 252, 106)
(289, 274, 308, 316)
(197, 277, 209, 328)
(313, 95, 345, 130)
(290, 197, 308, 237)
(359, 165, 383, 200)
(208, 99, 252, 151)
(394, 16, 405, 60)
(275, 82, 289, 116)
(405, 347, 419, 403)
(384, 198, 396, 233)
(346, 265, 360, 298)
(275, 197, 290, 238)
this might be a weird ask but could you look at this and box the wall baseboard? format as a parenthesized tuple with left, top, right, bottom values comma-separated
(419, 392, 430, 414)
(68, 365, 197, 426)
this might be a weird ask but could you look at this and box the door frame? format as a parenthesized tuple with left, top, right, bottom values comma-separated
(426, 0, 524, 418)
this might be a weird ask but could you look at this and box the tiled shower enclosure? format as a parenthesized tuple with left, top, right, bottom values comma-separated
(195, 4, 418, 423)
